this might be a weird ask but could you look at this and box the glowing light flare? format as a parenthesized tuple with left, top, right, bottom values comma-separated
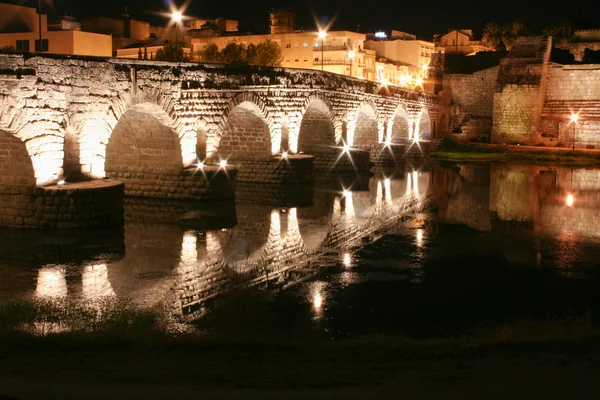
(196, 161, 204, 170)
(422, 64, 429, 71)
(566, 193, 574, 207)
(281, 151, 288, 159)
(347, 50, 355, 59)
(219, 160, 227, 169)
(342, 143, 351, 154)
(342, 189, 351, 197)
(318, 30, 327, 39)
(172, 11, 182, 22)
(416, 229, 424, 247)
(313, 292, 323, 309)
(570, 113, 579, 123)
(343, 253, 352, 267)
(415, 77, 424, 86)
(57, 179, 65, 185)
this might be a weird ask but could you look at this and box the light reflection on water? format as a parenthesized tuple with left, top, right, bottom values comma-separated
(3, 161, 600, 336)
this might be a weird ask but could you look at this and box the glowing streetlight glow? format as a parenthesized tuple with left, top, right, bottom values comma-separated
(347, 50, 355, 58)
(342, 143, 351, 154)
(422, 64, 429, 71)
(219, 160, 227, 168)
(57, 179, 65, 185)
(415, 77, 423, 86)
(196, 161, 204, 170)
(342, 189, 351, 197)
(281, 151, 288, 159)
(566, 193, 574, 207)
(318, 30, 327, 39)
(570, 113, 579, 123)
(172, 11, 182, 22)
(343, 253, 352, 267)
(313, 292, 323, 309)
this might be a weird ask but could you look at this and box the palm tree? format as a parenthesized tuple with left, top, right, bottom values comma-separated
(544, 19, 574, 48)
(502, 15, 530, 51)
(482, 21, 503, 50)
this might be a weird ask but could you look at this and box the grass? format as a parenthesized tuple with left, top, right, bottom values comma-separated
(431, 138, 600, 166)
(2, 294, 600, 396)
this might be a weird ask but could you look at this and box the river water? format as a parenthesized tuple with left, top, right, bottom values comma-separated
(2, 160, 600, 338)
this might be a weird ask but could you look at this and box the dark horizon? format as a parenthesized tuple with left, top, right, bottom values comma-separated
(6, 0, 600, 41)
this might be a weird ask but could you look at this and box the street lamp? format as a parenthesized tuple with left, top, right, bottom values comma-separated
(37, 0, 44, 52)
(347, 50, 355, 77)
(172, 11, 183, 62)
(570, 113, 579, 150)
(318, 30, 326, 71)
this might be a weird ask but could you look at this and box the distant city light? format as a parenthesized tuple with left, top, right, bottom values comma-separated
(375, 31, 387, 39)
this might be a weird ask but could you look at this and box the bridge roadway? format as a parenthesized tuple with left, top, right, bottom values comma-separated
(0, 53, 449, 228)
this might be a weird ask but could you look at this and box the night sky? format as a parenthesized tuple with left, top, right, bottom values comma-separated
(14, 0, 600, 40)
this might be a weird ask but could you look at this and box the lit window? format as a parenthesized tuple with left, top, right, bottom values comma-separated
(314, 43, 319, 47)
(303, 43, 308, 47)
(286, 43, 291, 48)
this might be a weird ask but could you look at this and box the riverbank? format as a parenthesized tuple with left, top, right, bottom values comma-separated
(2, 327, 600, 399)
(430, 139, 600, 166)
(2, 296, 600, 400)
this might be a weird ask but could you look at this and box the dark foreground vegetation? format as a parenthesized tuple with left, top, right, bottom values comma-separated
(2, 295, 600, 399)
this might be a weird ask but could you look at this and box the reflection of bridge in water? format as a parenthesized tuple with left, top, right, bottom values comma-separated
(22, 165, 432, 322)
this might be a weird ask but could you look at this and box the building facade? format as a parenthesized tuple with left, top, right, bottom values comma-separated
(434, 29, 493, 55)
(0, 3, 111, 57)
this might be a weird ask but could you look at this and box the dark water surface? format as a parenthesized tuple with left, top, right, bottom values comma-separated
(2, 161, 600, 338)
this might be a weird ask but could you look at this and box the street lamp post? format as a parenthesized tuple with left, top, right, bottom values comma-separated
(318, 30, 326, 71)
(570, 113, 579, 150)
(37, 0, 43, 52)
(172, 11, 183, 62)
(347, 50, 355, 77)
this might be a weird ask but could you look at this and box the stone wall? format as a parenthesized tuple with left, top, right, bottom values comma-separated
(564, 42, 600, 62)
(235, 155, 313, 185)
(540, 64, 600, 148)
(0, 180, 123, 229)
(443, 66, 499, 140)
(107, 166, 236, 200)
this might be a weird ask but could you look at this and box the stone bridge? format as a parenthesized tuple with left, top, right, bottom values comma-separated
(9, 167, 432, 323)
(0, 54, 449, 228)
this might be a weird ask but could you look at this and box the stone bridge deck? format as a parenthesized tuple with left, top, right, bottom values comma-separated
(0, 54, 450, 228)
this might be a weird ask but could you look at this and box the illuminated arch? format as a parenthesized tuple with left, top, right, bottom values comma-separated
(416, 107, 432, 140)
(296, 94, 336, 154)
(390, 102, 411, 142)
(0, 130, 36, 186)
(350, 100, 380, 146)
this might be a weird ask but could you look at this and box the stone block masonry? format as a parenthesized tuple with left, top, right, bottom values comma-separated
(0, 180, 124, 229)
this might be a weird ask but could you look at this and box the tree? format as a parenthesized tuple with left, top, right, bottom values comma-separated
(0, 45, 16, 53)
(482, 21, 503, 50)
(154, 42, 191, 62)
(502, 15, 530, 51)
(196, 40, 283, 66)
(253, 39, 282, 66)
(143, 47, 148, 60)
(544, 20, 574, 48)
(220, 41, 246, 64)
(138, 48, 143, 59)
(198, 43, 221, 63)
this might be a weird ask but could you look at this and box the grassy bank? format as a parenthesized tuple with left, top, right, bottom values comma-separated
(2, 297, 600, 398)
(431, 139, 600, 166)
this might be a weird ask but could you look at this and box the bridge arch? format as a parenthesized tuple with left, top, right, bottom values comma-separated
(216, 93, 274, 161)
(416, 107, 432, 140)
(296, 94, 336, 154)
(390, 102, 411, 142)
(105, 102, 184, 177)
(0, 130, 36, 187)
(351, 100, 379, 146)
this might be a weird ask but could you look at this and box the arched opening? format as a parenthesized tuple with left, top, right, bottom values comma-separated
(390, 104, 410, 142)
(217, 101, 271, 162)
(353, 103, 378, 146)
(196, 121, 208, 162)
(297, 100, 336, 153)
(418, 110, 432, 140)
(298, 190, 336, 253)
(439, 114, 449, 137)
(106, 103, 183, 176)
(0, 130, 36, 187)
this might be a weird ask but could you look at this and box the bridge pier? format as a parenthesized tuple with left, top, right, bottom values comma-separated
(0, 179, 124, 229)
